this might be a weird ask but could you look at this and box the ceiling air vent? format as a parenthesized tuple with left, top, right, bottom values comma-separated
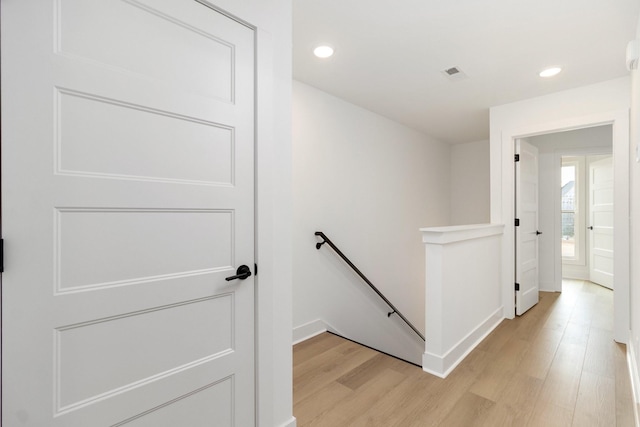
(441, 66, 468, 81)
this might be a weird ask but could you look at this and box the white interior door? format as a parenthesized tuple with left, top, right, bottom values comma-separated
(2, 1, 256, 425)
(588, 156, 614, 289)
(515, 140, 540, 315)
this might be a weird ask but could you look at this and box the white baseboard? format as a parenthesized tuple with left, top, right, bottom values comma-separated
(539, 280, 558, 292)
(628, 339, 640, 427)
(561, 265, 589, 281)
(278, 416, 297, 427)
(292, 319, 333, 345)
(422, 307, 504, 378)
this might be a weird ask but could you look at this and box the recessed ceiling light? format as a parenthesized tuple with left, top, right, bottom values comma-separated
(539, 67, 562, 78)
(313, 45, 334, 58)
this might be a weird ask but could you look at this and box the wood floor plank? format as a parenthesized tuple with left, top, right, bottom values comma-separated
(435, 391, 495, 427)
(614, 343, 636, 427)
(534, 341, 587, 410)
(582, 327, 616, 379)
(492, 371, 544, 420)
(469, 339, 531, 401)
(293, 332, 346, 367)
(294, 340, 357, 381)
(347, 372, 437, 427)
(293, 381, 353, 425)
(476, 402, 529, 427)
(336, 353, 406, 391)
(542, 310, 572, 333)
(526, 401, 575, 427)
(304, 368, 407, 427)
(512, 295, 557, 343)
(562, 319, 591, 347)
(453, 346, 494, 376)
(591, 307, 614, 331)
(335, 352, 386, 390)
(516, 327, 564, 379)
(395, 365, 485, 427)
(474, 319, 519, 354)
(293, 280, 635, 427)
(454, 372, 544, 426)
(572, 371, 616, 427)
(294, 341, 378, 404)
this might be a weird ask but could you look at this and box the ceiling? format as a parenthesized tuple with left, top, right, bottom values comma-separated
(293, 0, 640, 144)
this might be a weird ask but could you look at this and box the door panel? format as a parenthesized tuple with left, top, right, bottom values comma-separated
(2, 1, 255, 425)
(515, 140, 540, 315)
(589, 156, 614, 289)
(57, 0, 235, 101)
(57, 91, 235, 185)
(114, 378, 234, 427)
(56, 208, 233, 291)
(56, 296, 233, 410)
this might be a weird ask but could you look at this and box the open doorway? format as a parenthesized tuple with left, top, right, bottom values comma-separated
(561, 155, 614, 289)
(493, 105, 629, 344)
(527, 125, 613, 293)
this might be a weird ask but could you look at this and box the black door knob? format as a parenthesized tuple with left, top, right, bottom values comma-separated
(536, 230, 543, 235)
(225, 265, 252, 281)
(588, 226, 594, 230)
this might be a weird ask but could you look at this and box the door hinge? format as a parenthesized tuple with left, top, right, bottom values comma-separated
(515, 218, 520, 227)
(0, 239, 4, 273)
(515, 282, 520, 291)
(514, 154, 520, 162)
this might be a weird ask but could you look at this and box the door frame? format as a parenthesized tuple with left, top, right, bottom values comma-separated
(495, 110, 629, 343)
(197, 3, 295, 425)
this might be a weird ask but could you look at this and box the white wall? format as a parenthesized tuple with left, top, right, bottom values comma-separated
(421, 224, 504, 378)
(292, 81, 450, 363)
(628, 12, 640, 417)
(528, 126, 612, 291)
(450, 140, 490, 225)
(203, 2, 293, 426)
(490, 77, 630, 344)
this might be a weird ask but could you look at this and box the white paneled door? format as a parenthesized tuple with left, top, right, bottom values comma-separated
(2, 1, 256, 425)
(515, 140, 540, 316)
(588, 156, 614, 289)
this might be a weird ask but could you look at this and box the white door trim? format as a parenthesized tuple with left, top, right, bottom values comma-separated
(197, 2, 295, 424)
(495, 110, 630, 343)
(253, 25, 296, 427)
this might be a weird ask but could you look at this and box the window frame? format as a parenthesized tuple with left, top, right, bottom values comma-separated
(561, 157, 586, 266)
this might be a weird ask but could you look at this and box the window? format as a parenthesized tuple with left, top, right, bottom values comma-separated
(561, 156, 585, 266)
(561, 163, 576, 258)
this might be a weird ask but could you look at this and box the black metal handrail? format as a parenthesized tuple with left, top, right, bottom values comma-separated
(314, 231, 425, 341)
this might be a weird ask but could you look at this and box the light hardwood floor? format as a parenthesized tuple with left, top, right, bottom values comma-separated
(293, 280, 636, 426)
